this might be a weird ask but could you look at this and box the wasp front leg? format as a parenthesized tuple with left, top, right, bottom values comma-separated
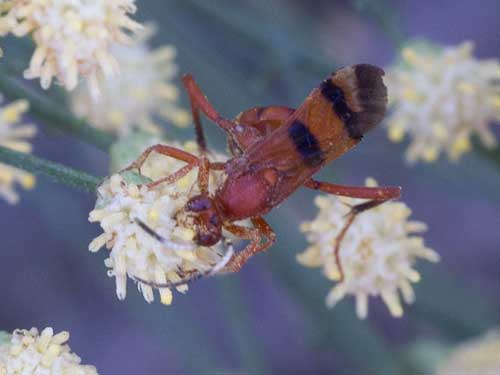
(221, 217, 276, 274)
(122, 144, 199, 174)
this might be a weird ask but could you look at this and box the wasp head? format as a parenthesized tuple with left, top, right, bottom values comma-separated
(184, 195, 222, 247)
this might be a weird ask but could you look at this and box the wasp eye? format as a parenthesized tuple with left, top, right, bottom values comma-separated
(186, 196, 212, 212)
(195, 232, 220, 247)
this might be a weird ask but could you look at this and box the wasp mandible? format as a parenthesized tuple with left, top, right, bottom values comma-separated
(126, 64, 401, 287)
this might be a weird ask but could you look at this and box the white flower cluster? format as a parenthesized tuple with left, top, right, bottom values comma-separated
(437, 330, 500, 375)
(89, 141, 229, 305)
(298, 178, 439, 319)
(0, 98, 36, 204)
(1, 0, 142, 92)
(0, 327, 97, 375)
(71, 26, 190, 135)
(385, 41, 500, 163)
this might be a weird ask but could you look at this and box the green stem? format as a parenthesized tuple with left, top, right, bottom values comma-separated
(0, 69, 114, 152)
(0, 146, 101, 193)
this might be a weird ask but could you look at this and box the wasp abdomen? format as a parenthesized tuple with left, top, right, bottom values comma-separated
(321, 64, 387, 139)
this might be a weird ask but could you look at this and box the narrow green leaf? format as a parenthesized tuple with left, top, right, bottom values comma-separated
(0, 146, 101, 193)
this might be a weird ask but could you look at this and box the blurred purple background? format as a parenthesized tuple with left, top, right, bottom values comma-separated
(1, 0, 500, 374)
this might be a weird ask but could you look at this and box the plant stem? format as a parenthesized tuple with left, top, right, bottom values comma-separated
(0, 146, 101, 193)
(0, 69, 114, 152)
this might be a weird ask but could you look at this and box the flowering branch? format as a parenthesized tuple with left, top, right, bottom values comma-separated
(0, 69, 114, 152)
(0, 146, 101, 193)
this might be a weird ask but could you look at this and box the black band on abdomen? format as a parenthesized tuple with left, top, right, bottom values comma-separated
(320, 79, 362, 139)
(288, 120, 324, 167)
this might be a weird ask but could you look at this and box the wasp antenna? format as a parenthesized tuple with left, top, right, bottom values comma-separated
(210, 238, 235, 275)
(130, 236, 235, 289)
(131, 272, 205, 289)
(135, 218, 194, 252)
(134, 218, 165, 242)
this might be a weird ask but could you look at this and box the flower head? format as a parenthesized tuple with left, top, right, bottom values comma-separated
(0, 98, 36, 204)
(385, 40, 500, 163)
(0, 327, 98, 375)
(2, 0, 142, 92)
(71, 26, 190, 135)
(89, 140, 229, 305)
(437, 330, 500, 375)
(297, 178, 439, 319)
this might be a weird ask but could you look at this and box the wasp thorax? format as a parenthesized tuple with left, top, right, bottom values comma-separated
(185, 195, 222, 246)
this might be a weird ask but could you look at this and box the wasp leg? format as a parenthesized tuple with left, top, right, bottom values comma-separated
(184, 75, 208, 153)
(304, 179, 401, 282)
(145, 162, 196, 189)
(333, 199, 392, 282)
(197, 156, 211, 194)
(221, 217, 276, 274)
(182, 74, 239, 145)
(122, 144, 199, 174)
(304, 178, 401, 200)
(183, 75, 296, 156)
(119, 144, 201, 189)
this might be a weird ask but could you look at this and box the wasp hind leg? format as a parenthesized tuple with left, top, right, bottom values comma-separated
(304, 178, 401, 200)
(304, 178, 401, 283)
(333, 199, 391, 282)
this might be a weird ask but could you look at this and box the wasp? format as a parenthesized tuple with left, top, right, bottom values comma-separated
(127, 64, 401, 287)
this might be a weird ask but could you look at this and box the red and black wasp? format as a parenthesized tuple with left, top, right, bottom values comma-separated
(126, 64, 401, 287)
